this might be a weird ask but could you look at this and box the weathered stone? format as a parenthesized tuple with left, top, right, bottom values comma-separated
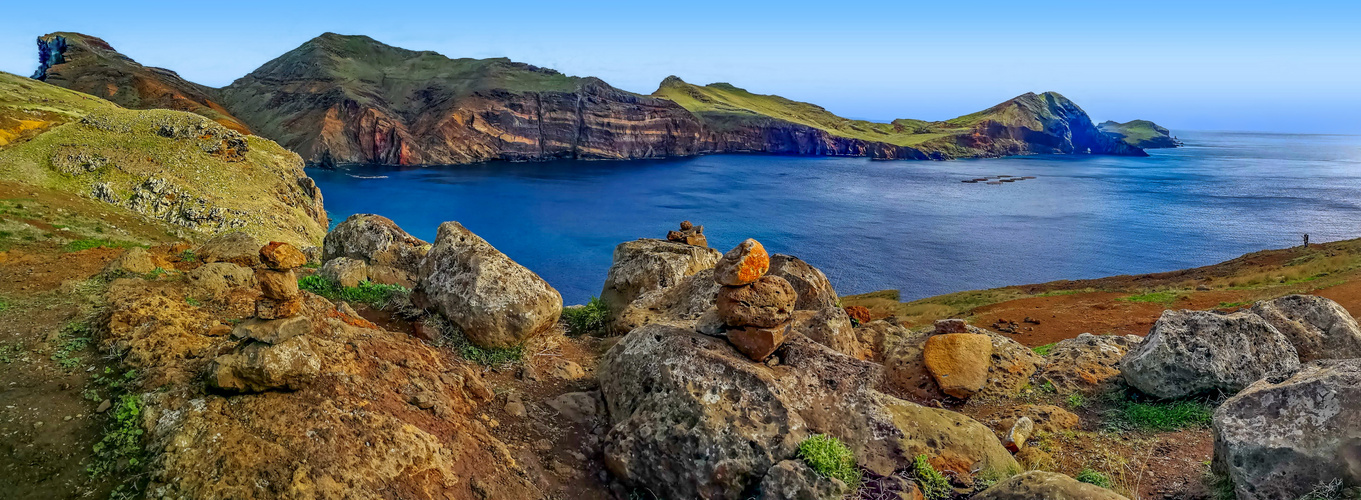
(366, 264, 415, 288)
(259, 241, 306, 270)
(858, 319, 908, 361)
(757, 460, 849, 500)
(717, 275, 797, 327)
(665, 221, 708, 247)
(613, 268, 722, 335)
(1036, 333, 1143, 394)
(727, 323, 790, 361)
(885, 325, 1043, 402)
(1003, 416, 1034, 452)
(256, 296, 303, 320)
(1119, 310, 1301, 399)
(988, 404, 1079, 437)
(934, 319, 968, 334)
(792, 307, 868, 359)
(231, 316, 313, 344)
(713, 238, 770, 286)
(695, 307, 729, 337)
(504, 401, 527, 418)
(1251, 294, 1361, 362)
(412, 222, 561, 348)
(187, 262, 255, 298)
(255, 269, 298, 300)
(546, 391, 604, 424)
(544, 358, 586, 380)
(923, 333, 993, 398)
(196, 232, 263, 267)
(104, 247, 156, 275)
(322, 214, 430, 281)
(320, 257, 368, 288)
(882, 326, 947, 402)
(973, 471, 1129, 500)
(843, 305, 871, 325)
(600, 238, 721, 332)
(767, 254, 837, 311)
(1212, 359, 1361, 500)
(206, 336, 321, 393)
(599, 325, 1018, 499)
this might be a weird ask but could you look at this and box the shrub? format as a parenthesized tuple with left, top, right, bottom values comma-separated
(1075, 468, 1112, 488)
(1066, 392, 1086, 409)
(562, 296, 609, 335)
(797, 434, 861, 487)
(913, 455, 952, 500)
(298, 275, 408, 308)
(1032, 342, 1057, 356)
(1118, 400, 1213, 431)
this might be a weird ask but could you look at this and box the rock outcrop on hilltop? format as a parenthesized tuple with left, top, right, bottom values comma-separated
(1098, 119, 1181, 148)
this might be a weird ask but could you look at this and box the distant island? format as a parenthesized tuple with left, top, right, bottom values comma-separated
(1098, 119, 1182, 149)
(31, 32, 1154, 166)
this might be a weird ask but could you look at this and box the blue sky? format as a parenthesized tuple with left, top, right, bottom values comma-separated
(1, 0, 1358, 133)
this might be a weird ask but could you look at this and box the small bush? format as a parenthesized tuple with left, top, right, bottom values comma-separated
(298, 275, 408, 308)
(1067, 392, 1087, 409)
(1075, 468, 1112, 488)
(1032, 343, 1057, 356)
(178, 249, 197, 263)
(562, 296, 609, 335)
(64, 239, 142, 252)
(797, 434, 861, 487)
(913, 455, 952, 500)
(1118, 400, 1213, 431)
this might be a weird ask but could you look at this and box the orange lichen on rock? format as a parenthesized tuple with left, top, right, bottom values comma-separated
(922, 333, 993, 399)
(714, 238, 770, 286)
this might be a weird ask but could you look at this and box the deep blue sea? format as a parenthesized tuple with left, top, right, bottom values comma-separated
(309, 131, 1361, 305)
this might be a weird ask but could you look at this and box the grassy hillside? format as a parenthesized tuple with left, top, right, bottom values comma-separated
(0, 71, 326, 246)
(1098, 120, 1179, 148)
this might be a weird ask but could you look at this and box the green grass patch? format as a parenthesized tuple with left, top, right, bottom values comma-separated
(1117, 400, 1214, 431)
(50, 321, 94, 371)
(1075, 468, 1113, 488)
(562, 296, 609, 336)
(796, 434, 861, 487)
(88, 394, 144, 477)
(0, 297, 9, 313)
(178, 249, 197, 263)
(297, 275, 408, 308)
(1032, 342, 1057, 356)
(913, 455, 952, 500)
(1066, 392, 1087, 409)
(64, 238, 143, 252)
(1118, 291, 1179, 303)
(1217, 301, 1249, 309)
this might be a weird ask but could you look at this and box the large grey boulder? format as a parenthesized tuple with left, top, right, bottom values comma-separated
(767, 254, 838, 311)
(598, 324, 1017, 499)
(599, 239, 721, 334)
(412, 222, 562, 348)
(1118, 310, 1301, 399)
(973, 471, 1129, 500)
(323, 214, 430, 287)
(756, 460, 848, 500)
(611, 268, 721, 335)
(319, 256, 368, 288)
(205, 336, 321, 393)
(1213, 359, 1361, 500)
(1251, 294, 1361, 363)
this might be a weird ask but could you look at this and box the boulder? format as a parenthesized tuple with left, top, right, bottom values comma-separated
(987, 404, 1079, 437)
(859, 319, 910, 361)
(546, 391, 604, 424)
(600, 239, 721, 331)
(256, 297, 303, 320)
(923, 333, 993, 398)
(1212, 359, 1361, 500)
(728, 323, 791, 361)
(973, 471, 1129, 500)
(767, 254, 838, 311)
(885, 325, 1043, 402)
(206, 336, 321, 393)
(1251, 294, 1361, 362)
(322, 214, 430, 285)
(599, 324, 1018, 499)
(756, 460, 849, 500)
(976, 328, 1046, 398)
(1119, 310, 1301, 399)
(613, 268, 721, 335)
(232, 316, 313, 344)
(792, 307, 868, 359)
(187, 262, 256, 298)
(716, 275, 797, 327)
(713, 238, 770, 286)
(882, 326, 947, 402)
(259, 241, 306, 270)
(320, 257, 368, 288)
(1036, 333, 1143, 394)
(255, 269, 299, 301)
(196, 232, 263, 267)
(104, 247, 156, 275)
(412, 222, 562, 348)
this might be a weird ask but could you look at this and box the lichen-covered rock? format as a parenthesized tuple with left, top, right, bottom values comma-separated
(767, 254, 838, 311)
(987, 404, 1079, 437)
(923, 333, 993, 398)
(1119, 310, 1301, 399)
(103, 246, 156, 275)
(206, 336, 321, 393)
(1036, 333, 1143, 394)
(1251, 294, 1361, 362)
(322, 214, 430, 286)
(717, 275, 797, 327)
(600, 238, 721, 333)
(613, 268, 722, 334)
(885, 325, 1043, 402)
(1003, 416, 1034, 452)
(843, 305, 871, 326)
(1212, 359, 1361, 500)
(259, 241, 306, 270)
(187, 262, 256, 299)
(973, 471, 1129, 500)
(756, 460, 848, 500)
(231, 316, 313, 344)
(792, 307, 868, 359)
(713, 238, 770, 286)
(197, 232, 263, 267)
(599, 324, 1017, 499)
(320, 257, 368, 288)
(727, 323, 791, 361)
(412, 221, 561, 348)
(255, 269, 298, 300)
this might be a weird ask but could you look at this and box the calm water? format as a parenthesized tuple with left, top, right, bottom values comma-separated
(310, 131, 1361, 305)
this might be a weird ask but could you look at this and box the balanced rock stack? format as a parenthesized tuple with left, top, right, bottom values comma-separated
(256, 242, 308, 319)
(208, 241, 320, 392)
(714, 239, 798, 361)
(666, 220, 708, 247)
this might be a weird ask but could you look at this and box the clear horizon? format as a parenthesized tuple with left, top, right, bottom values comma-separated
(2, 0, 1358, 134)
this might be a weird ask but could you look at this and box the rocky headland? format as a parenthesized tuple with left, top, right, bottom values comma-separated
(1098, 119, 1182, 149)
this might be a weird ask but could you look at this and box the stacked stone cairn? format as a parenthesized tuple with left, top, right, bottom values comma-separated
(207, 241, 320, 392)
(666, 220, 708, 248)
(713, 239, 798, 361)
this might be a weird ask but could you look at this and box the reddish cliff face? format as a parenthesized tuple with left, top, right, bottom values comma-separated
(31, 33, 252, 134)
